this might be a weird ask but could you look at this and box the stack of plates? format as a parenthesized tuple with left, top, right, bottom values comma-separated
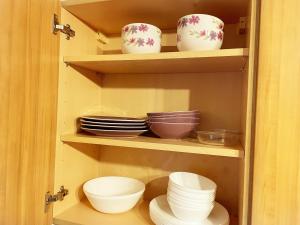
(80, 116, 148, 138)
(150, 195, 229, 225)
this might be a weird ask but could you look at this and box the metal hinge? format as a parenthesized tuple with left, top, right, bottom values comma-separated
(237, 17, 247, 35)
(45, 186, 69, 212)
(52, 14, 75, 40)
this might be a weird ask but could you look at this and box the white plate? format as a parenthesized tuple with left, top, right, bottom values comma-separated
(149, 195, 229, 225)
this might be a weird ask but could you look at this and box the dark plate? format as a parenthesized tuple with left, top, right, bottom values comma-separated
(81, 127, 148, 137)
(80, 118, 147, 126)
(81, 116, 146, 123)
(81, 123, 148, 130)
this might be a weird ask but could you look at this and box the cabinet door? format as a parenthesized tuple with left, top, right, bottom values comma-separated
(252, 0, 300, 224)
(0, 0, 59, 225)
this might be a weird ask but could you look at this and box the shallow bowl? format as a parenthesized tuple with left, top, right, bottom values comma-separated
(149, 122, 198, 139)
(83, 176, 145, 213)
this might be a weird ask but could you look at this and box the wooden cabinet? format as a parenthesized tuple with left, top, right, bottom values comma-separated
(251, 0, 300, 224)
(0, 0, 268, 225)
(51, 1, 259, 224)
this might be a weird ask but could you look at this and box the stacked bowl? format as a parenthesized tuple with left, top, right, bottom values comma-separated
(177, 14, 224, 51)
(147, 110, 200, 139)
(167, 172, 217, 221)
(150, 195, 230, 225)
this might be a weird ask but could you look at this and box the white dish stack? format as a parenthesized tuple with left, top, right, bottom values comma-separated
(149, 172, 229, 225)
(168, 172, 217, 221)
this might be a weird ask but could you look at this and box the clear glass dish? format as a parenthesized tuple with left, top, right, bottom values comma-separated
(196, 129, 240, 146)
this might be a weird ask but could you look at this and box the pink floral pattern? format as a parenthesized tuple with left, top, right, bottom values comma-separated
(200, 30, 206, 37)
(188, 15, 200, 25)
(217, 31, 223, 40)
(123, 24, 161, 35)
(130, 25, 138, 34)
(178, 17, 188, 28)
(129, 38, 135, 44)
(139, 24, 148, 32)
(137, 38, 145, 46)
(124, 37, 156, 47)
(146, 38, 154, 46)
(178, 16, 224, 30)
(184, 29, 223, 41)
(209, 31, 217, 40)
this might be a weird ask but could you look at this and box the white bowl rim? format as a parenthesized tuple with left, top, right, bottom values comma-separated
(167, 185, 216, 196)
(178, 14, 224, 25)
(83, 176, 145, 199)
(169, 172, 217, 192)
(122, 23, 162, 33)
(167, 193, 215, 203)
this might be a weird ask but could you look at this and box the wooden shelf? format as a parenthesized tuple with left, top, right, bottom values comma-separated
(61, 133, 244, 158)
(54, 199, 238, 225)
(64, 48, 248, 74)
(61, 0, 248, 35)
(54, 199, 152, 225)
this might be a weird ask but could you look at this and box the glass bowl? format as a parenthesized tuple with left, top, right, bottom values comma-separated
(196, 129, 240, 146)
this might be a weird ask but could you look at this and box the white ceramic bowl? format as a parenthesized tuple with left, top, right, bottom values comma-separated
(121, 23, 161, 54)
(177, 14, 224, 31)
(177, 14, 224, 51)
(167, 194, 215, 209)
(169, 201, 215, 221)
(169, 172, 217, 194)
(177, 28, 223, 51)
(83, 176, 145, 213)
(167, 184, 216, 201)
(167, 190, 215, 205)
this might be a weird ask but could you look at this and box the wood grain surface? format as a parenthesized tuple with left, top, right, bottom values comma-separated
(251, 0, 300, 224)
(0, 0, 59, 224)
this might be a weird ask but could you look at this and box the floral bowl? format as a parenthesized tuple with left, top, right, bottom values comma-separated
(177, 28, 224, 51)
(177, 14, 224, 51)
(121, 23, 162, 54)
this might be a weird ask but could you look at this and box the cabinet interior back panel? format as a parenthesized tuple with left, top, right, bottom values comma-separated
(62, 0, 249, 35)
(100, 72, 243, 131)
(98, 146, 240, 217)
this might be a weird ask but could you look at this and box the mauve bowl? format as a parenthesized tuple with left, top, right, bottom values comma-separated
(149, 122, 198, 139)
(148, 117, 200, 123)
(147, 110, 199, 117)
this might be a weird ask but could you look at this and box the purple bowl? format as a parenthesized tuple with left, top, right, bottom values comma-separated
(147, 110, 199, 117)
(149, 122, 198, 139)
(148, 113, 200, 119)
(148, 117, 200, 123)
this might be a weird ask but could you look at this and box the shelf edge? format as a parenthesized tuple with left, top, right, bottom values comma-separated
(61, 134, 244, 158)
